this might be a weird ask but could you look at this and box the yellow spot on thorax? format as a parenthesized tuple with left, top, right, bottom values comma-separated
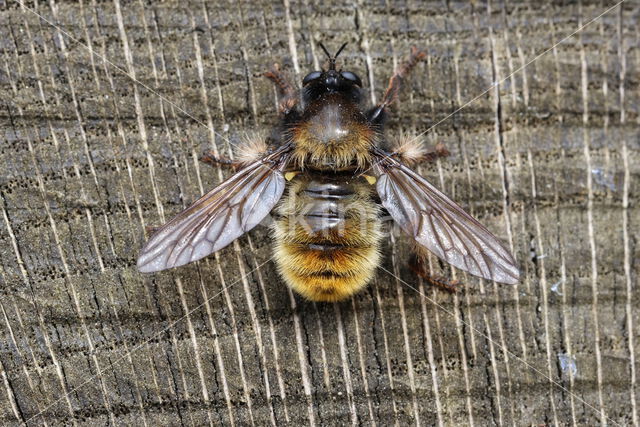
(284, 171, 300, 181)
(362, 175, 376, 185)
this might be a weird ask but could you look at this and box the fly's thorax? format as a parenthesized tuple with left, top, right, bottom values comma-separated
(290, 94, 376, 170)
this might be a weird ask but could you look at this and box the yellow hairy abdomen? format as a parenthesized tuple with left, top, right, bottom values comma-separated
(273, 181, 381, 302)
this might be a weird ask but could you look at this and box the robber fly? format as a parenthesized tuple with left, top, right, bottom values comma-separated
(137, 43, 519, 301)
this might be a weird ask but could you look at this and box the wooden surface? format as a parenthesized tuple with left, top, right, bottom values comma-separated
(1, 0, 639, 425)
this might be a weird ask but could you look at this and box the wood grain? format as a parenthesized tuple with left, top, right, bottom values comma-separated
(1, 0, 638, 425)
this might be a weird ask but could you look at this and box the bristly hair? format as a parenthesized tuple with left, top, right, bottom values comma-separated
(233, 131, 269, 165)
(388, 131, 429, 166)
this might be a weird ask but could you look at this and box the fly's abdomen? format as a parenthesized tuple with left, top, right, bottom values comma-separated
(273, 176, 381, 301)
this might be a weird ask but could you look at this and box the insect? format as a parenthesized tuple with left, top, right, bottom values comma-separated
(137, 43, 520, 301)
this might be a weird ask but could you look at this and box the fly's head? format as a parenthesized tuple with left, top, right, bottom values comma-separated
(301, 42, 363, 105)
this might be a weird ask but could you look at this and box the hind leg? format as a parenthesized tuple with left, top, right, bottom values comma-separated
(409, 246, 462, 293)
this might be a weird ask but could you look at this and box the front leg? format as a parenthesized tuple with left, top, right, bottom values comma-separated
(368, 47, 427, 124)
(264, 63, 298, 115)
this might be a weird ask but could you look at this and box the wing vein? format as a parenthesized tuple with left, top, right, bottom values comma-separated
(137, 146, 291, 273)
(374, 150, 519, 284)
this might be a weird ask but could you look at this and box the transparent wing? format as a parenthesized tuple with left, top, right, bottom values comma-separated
(373, 152, 519, 284)
(137, 147, 290, 273)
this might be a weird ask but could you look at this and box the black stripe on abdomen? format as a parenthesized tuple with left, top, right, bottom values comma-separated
(301, 178, 355, 234)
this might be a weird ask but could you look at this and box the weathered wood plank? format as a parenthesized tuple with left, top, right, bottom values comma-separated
(1, 0, 638, 425)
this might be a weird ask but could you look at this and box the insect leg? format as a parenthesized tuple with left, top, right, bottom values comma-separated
(381, 47, 426, 106)
(200, 151, 242, 170)
(410, 142, 450, 164)
(145, 225, 160, 235)
(368, 47, 426, 123)
(264, 64, 298, 115)
(390, 138, 451, 166)
(408, 249, 463, 293)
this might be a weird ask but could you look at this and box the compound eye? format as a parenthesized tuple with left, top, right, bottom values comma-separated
(302, 71, 322, 86)
(340, 71, 362, 87)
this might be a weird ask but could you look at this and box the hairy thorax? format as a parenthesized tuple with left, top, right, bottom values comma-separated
(291, 96, 375, 171)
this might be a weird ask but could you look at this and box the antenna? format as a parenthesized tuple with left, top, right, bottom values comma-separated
(334, 42, 348, 60)
(318, 42, 348, 70)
